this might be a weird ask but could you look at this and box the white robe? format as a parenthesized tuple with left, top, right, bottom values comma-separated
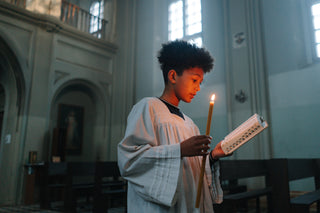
(118, 97, 223, 213)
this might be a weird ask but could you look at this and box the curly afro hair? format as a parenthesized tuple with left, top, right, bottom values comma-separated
(157, 40, 214, 84)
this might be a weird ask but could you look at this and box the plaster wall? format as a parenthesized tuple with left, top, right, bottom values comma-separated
(261, 0, 320, 159)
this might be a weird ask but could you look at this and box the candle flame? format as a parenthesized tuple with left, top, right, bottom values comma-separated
(211, 94, 215, 102)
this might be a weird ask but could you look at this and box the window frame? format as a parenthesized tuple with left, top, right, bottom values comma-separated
(89, 0, 104, 38)
(168, 0, 203, 46)
(307, 0, 320, 61)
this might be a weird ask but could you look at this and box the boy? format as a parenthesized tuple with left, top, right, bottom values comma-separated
(118, 40, 228, 212)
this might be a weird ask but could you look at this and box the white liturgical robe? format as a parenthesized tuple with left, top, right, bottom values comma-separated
(118, 97, 223, 213)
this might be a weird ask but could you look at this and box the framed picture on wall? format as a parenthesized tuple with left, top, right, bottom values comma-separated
(58, 104, 84, 155)
(28, 151, 37, 164)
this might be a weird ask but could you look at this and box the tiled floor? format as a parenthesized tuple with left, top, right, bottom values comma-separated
(0, 203, 125, 213)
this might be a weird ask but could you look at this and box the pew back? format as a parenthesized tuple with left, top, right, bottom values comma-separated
(269, 158, 320, 212)
(215, 159, 272, 213)
(64, 162, 96, 211)
(220, 159, 269, 180)
(40, 162, 68, 209)
(93, 161, 127, 213)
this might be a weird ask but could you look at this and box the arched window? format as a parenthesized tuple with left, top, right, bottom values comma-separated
(168, 0, 203, 47)
(90, 1, 104, 38)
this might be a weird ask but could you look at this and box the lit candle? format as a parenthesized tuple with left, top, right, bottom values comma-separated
(195, 94, 215, 208)
(206, 94, 215, 135)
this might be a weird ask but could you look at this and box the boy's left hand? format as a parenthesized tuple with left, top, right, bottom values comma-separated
(211, 141, 233, 160)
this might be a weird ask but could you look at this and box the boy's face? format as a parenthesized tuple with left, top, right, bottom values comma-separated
(174, 67, 204, 103)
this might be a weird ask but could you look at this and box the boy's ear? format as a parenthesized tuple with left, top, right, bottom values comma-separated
(168, 69, 177, 84)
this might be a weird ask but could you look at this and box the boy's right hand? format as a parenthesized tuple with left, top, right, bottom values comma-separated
(180, 135, 212, 157)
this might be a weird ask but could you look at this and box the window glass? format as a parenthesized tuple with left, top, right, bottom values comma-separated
(169, 1, 183, 40)
(315, 30, 320, 43)
(311, 2, 320, 58)
(314, 16, 320, 29)
(317, 44, 320, 57)
(189, 37, 202, 47)
(168, 0, 203, 47)
(185, 0, 202, 35)
(311, 2, 320, 15)
(90, 1, 104, 38)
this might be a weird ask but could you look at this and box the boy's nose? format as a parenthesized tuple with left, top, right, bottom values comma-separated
(195, 84, 201, 91)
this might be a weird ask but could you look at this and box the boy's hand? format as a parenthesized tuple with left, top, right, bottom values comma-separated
(180, 135, 211, 157)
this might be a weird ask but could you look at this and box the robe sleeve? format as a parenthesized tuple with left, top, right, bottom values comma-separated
(117, 99, 182, 207)
(210, 161, 223, 204)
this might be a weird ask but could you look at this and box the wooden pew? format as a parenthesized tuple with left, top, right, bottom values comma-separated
(39, 162, 68, 210)
(214, 159, 272, 213)
(40, 161, 127, 212)
(64, 162, 96, 212)
(269, 158, 320, 213)
(93, 161, 127, 213)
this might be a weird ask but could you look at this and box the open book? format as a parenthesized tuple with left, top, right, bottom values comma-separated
(221, 114, 268, 154)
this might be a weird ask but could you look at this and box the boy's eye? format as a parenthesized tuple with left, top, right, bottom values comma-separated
(193, 79, 200, 83)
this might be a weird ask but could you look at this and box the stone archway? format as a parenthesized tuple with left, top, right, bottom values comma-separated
(0, 85, 4, 150)
(0, 35, 26, 205)
(50, 80, 109, 162)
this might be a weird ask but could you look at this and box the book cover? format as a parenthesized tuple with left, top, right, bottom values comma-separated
(221, 114, 268, 154)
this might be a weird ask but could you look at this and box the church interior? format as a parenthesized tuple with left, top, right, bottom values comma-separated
(0, 0, 319, 212)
